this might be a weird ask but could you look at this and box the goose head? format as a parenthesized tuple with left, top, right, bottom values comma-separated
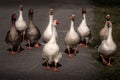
(71, 15, 76, 22)
(29, 9, 33, 16)
(49, 9, 54, 15)
(82, 8, 86, 14)
(53, 20, 60, 26)
(19, 5, 23, 11)
(106, 14, 110, 21)
(82, 8, 86, 19)
(11, 13, 17, 24)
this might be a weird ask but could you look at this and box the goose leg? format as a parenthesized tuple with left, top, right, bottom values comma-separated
(80, 42, 84, 46)
(53, 62, 59, 72)
(100, 55, 107, 65)
(68, 47, 72, 58)
(46, 60, 51, 70)
(107, 57, 112, 67)
(34, 42, 40, 48)
(17, 45, 21, 53)
(74, 47, 77, 56)
(84, 37, 89, 48)
(27, 40, 32, 50)
(10, 46, 15, 55)
(80, 37, 84, 46)
(22, 31, 25, 41)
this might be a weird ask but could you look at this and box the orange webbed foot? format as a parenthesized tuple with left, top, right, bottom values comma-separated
(53, 68, 59, 72)
(34, 43, 40, 48)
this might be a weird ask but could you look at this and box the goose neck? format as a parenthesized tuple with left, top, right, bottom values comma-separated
(18, 10, 23, 20)
(107, 26, 113, 42)
(82, 14, 86, 20)
(49, 25, 57, 43)
(29, 14, 34, 25)
(70, 20, 75, 32)
(49, 15, 53, 22)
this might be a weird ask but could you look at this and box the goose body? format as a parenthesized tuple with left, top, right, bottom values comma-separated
(99, 15, 110, 41)
(42, 20, 62, 72)
(77, 8, 90, 48)
(98, 21, 117, 66)
(15, 5, 27, 40)
(77, 14, 90, 37)
(65, 15, 80, 58)
(25, 9, 41, 49)
(5, 14, 22, 54)
(42, 9, 57, 43)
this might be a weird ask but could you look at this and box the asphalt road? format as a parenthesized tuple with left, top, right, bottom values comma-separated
(0, 0, 100, 80)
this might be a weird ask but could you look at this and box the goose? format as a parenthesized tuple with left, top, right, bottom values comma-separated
(24, 9, 41, 49)
(98, 21, 117, 67)
(42, 20, 62, 72)
(65, 15, 80, 58)
(99, 14, 110, 41)
(42, 9, 55, 43)
(5, 14, 22, 54)
(77, 8, 91, 48)
(15, 5, 27, 41)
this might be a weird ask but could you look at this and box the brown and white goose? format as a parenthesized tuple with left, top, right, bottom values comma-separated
(99, 14, 110, 41)
(77, 8, 91, 48)
(42, 9, 55, 43)
(24, 9, 41, 49)
(42, 20, 62, 72)
(98, 21, 117, 67)
(65, 15, 80, 58)
(5, 14, 22, 54)
(15, 5, 27, 41)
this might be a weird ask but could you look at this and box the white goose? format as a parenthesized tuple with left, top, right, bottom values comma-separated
(42, 9, 56, 43)
(77, 8, 90, 48)
(42, 20, 62, 72)
(98, 21, 117, 67)
(15, 5, 27, 41)
(65, 15, 80, 58)
(99, 14, 110, 41)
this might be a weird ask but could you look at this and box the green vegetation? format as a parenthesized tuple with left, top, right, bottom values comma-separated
(92, 0, 120, 80)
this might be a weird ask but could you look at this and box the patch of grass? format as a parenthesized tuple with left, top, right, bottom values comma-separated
(93, 0, 120, 7)
(92, 0, 120, 80)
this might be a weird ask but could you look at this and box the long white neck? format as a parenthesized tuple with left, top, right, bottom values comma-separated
(107, 26, 113, 42)
(47, 15, 53, 30)
(80, 14, 87, 28)
(49, 15, 53, 24)
(48, 24, 57, 44)
(83, 14, 86, 21)
(18, 10, 23, 20)
(70, 20, 75, 32)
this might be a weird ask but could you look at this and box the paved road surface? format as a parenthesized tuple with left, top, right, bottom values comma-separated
(0, 0, 100, 80)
